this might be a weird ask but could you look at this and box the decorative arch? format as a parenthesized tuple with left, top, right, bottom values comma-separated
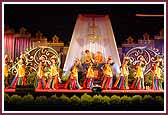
(25, 46, 61, 72)
(126, 46, 164, 75)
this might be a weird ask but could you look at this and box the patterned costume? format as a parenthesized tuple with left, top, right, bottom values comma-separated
(151, 58, 163, 90)
(64, 59, 82, 90)
(4, 56, 9, 88)
(36, 62, 46, 89)
(114, 57, 129, 89)
(131, 57, 146, 90)
(102, 56, 114, 89)
(70, 65, 79, 89)
(46, 56, 59, 90)
(83, 63, 94, 89)
(10, 58, 27, 88)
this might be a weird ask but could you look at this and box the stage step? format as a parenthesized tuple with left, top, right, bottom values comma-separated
(4, 88, 164, 94)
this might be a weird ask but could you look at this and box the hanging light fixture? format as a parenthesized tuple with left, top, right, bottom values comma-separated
(87, 17, 100, 43)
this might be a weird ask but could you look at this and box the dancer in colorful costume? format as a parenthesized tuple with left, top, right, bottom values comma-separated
(36, 56, 46, 89)
(93, 51, 104, 81)
(83, 62, 94, 89)
(10, 54, 27, 88)
(84, 50, 94, 64)
(131, 56, 147, 90)
(46, 55, 59, 90)
(151, 57, 163, 90)
(64, 58, 82, 90)
(82, 50, 94, 71)
(101, 56, 114, 90)
(4, 54, 10, 88)
(94, 51, 103, 64)
(114, 56, 130, 89)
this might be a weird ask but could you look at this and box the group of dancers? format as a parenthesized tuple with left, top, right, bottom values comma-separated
(4, 54, 60, 90)
(4, 49, 163, 90)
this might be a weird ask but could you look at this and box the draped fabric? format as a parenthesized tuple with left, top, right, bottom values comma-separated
(14, 37, 32, 59)
(63, 14, 121, 72)
(4, 33, 32, 60)
(4, 33, 15, 60)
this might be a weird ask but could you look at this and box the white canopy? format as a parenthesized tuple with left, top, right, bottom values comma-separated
(63, 14, 121, 71)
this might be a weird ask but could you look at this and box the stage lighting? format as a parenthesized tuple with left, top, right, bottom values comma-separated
(91, 85, 102, 93)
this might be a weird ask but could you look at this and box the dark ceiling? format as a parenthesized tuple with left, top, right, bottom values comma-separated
(4, 4, 164, 46)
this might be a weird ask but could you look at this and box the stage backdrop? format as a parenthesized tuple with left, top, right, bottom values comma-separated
(4, 33, 15, 60)
(63, 14, 121, 71)
(14, 36, 32, 59)
(4, 27, 32, 60)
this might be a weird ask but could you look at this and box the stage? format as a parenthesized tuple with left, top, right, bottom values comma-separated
(4, 88, 164, 94)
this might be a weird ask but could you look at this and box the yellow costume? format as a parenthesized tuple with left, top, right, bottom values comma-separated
(37, 65, 44, 78)
(50, 65, 59, 77)
(120, 63, 129, 77)
(114, 63, 129, 89)
(4, 63, 9, 88)
(102, 62, 113, 89)
(135, 65, 143, 78)
(4, 64, 9, 78)
(46, 64, 59, 89)
(70, 65, 80, 89)
(153, 66, 161, 79)
(71, 66, 78, 78)
(84, 64, 94, 89)
(10, 55, 27, 88)
(36, 62, 46, 89)
(18, 64, 26, 78)
(152, 61, 163, 90)
(86, 66, 94, 78)
(17, 63, 26, 86)
(10, 59, 27, 88)
(131, 61, 146, 90)
(65, 58, 82, 90)
(104, 64, 113, 77)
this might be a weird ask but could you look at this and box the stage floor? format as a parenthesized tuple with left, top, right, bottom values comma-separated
(4, 88, 164, 94)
